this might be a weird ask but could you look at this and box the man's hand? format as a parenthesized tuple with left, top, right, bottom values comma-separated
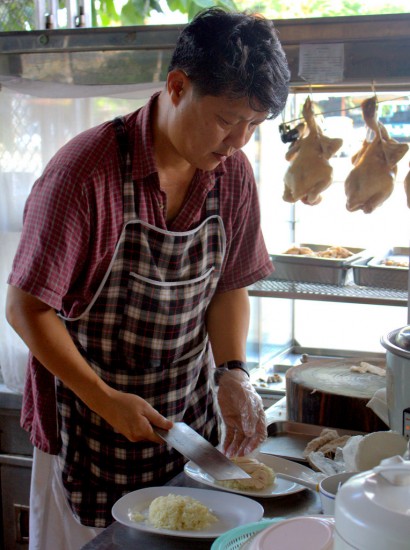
(97, 387, 173, 444)
(216, 370, 267, 457)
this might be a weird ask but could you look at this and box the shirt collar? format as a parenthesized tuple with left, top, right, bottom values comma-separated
(131, 92, 160, 183)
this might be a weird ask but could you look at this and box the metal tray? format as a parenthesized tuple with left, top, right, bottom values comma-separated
(353, 247, 409, 290)
(268, 244, 365, 286)
(260, 420, 365, 463)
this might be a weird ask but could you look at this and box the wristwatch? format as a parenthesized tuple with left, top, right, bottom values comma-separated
(214, 360, 250, 386)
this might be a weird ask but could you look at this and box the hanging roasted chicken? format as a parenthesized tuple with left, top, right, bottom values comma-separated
(404, 164, 410, 208)
(344, 96, 409, 214)
(282, 97, 343, 206)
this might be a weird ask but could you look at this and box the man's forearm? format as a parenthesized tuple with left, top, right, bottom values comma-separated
(6, 285, 112, 411)
(6, 285, 173, 442)
(205, 287, 250, 366)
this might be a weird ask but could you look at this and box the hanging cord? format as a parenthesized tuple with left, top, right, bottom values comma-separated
(281, 87, 409, 128)
(370, 81, 392, 165)
(371, 80, 384, 143)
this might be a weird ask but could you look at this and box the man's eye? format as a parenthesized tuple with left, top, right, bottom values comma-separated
(219, 116, 233, 126)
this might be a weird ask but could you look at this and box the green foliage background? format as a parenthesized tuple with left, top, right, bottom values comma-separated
(98, 0, 409, 25)
(94, 0, 237, 26)
(1, 0, 409, 30)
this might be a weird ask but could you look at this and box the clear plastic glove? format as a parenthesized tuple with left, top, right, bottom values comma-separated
(216, 370, 267, 457)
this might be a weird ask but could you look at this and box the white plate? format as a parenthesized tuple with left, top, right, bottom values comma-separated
(184, 452, 317, 497)
(111, 486, 264, 539)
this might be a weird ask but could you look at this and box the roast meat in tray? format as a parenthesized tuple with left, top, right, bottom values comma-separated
(352, 247, 409, 290)
(268, 243, 365, 286)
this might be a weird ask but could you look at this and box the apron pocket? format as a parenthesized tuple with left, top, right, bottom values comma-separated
(118, 270, 214, 366)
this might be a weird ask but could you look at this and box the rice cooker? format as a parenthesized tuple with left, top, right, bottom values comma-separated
(334, 456, 410, 549)
(381, 326, 410, 436)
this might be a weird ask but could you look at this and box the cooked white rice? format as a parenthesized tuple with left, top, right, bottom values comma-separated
(148, 493, 217, 531)
(128, 508, 145, 522)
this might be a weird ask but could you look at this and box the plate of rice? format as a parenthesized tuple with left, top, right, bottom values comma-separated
(112, 486, 264, 539)
(184, 452, 317, 497)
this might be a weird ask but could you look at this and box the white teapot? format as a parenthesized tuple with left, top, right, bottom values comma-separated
(334, 455, 410, 549)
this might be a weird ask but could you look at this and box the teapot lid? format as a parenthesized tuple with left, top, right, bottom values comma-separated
(371, 456, 410, 513)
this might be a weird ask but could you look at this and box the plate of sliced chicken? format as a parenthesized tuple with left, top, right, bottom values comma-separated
(184, 452, 318, 498)
(344, 96, 409, 214)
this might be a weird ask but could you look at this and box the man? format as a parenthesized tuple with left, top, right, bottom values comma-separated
(6, 7, 289, 548)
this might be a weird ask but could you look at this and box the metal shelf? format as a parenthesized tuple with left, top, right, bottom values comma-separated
(248, 279, 408, 307)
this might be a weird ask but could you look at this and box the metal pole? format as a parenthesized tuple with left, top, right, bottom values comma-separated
(34, 0, 47, 29)
(82, 0, 93, 27)
(49, 0, 60, 28)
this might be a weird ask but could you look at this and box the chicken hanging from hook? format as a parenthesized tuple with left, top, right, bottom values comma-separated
(344, 96, 409, 214)
(404, 164, 410, 208)
(282, 97, 343, 206)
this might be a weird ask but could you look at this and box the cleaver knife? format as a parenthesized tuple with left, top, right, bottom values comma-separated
(154, 422, 251, 481)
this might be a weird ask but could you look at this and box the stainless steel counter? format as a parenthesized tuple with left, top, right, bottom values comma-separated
(80, 470, 321, 550)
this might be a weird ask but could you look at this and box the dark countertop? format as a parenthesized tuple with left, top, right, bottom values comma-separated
(81, 470, 322, 550)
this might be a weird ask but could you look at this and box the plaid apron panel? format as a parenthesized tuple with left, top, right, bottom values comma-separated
(58, 117, 225, 526)
(57, 351, 219, 528)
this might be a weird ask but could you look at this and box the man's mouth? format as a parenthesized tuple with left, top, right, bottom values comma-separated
(213, 152, 228, 162)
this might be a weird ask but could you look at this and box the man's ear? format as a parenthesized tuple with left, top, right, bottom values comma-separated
(167, 69, 189, 103)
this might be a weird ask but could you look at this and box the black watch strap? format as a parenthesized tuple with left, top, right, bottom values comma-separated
(214, 360, 250, 386)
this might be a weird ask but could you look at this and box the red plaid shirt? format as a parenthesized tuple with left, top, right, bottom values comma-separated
(8, 93, 273, 453)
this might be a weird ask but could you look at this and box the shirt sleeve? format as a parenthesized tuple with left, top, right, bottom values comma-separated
(8, 121, 123, 316)
(8, 163, 92, 311)
(216, 152, 273, 293)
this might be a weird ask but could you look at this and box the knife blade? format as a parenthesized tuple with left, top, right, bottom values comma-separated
(154, 422, 251, 481)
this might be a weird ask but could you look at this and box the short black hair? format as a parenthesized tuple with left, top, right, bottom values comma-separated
(168, 7, 290, 119)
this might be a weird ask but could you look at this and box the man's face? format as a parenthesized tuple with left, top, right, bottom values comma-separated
(167, 72, 269, 171)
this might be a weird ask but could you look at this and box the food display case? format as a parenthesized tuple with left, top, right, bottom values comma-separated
(242, 14, 410, 404)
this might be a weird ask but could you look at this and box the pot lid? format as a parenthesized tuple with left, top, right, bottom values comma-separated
(395, 326, 410, 351)
(381, 327, 410, 359)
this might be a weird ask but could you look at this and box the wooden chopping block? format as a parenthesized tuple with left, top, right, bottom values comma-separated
(286, 358, 388, 432)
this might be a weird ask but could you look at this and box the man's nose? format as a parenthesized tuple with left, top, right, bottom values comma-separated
(225, 123, 252, 150)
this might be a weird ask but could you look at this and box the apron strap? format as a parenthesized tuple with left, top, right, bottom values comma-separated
(113, 116, 128, 171)
(205, 177, 220, 216)
(113, 116, 139, 222)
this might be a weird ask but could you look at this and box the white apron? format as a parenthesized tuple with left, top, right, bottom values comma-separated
(29, 448, 104, 550)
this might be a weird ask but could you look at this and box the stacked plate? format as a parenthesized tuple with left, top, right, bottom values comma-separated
(211, 516, 335, 550)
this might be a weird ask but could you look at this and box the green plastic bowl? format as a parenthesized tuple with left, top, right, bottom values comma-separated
(211, 518, 283, 550)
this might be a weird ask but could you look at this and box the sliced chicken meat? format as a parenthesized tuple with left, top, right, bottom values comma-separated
(344, 96, 409, 214)
(283, 97, 343, 206)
